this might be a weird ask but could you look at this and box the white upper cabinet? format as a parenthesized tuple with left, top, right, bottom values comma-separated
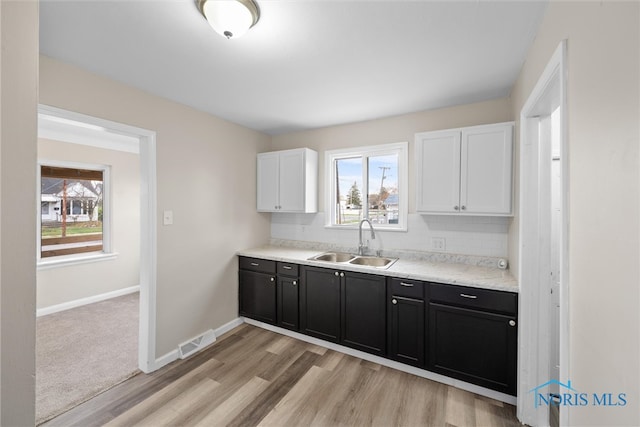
(415, 122, 513, 216)
(257, 148, 318, 213)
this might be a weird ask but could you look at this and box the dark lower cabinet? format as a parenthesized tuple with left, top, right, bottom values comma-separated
(300, 266, 386, 354)
(300, 267, 341, 342)
(241, 257, 518, 397)
(387, 278, 425, 367)
(277, 276, 299, 331)
(428, 284, 517, 395)
(341, 272, 386, 356)
(238, 269, 276, 324)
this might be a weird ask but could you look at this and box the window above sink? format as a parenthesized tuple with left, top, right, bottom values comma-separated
(325, 142, 408, 232)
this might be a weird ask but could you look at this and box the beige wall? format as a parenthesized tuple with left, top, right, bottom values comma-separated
(39, 55, 272, 357)
(37, 139, 141, 309)
(510, 2, 640, 425)
(272, 98, 513, 213)
(0, 1, 38, 425)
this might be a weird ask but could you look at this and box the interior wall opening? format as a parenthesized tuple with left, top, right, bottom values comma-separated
(34, 105, 158, 423)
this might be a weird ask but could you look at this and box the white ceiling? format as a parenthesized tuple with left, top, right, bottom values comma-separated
(39, 0, 548, 135)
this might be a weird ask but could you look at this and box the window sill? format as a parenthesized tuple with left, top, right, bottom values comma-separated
(324, 224, 408, 232)
(37, 252, 119, 271)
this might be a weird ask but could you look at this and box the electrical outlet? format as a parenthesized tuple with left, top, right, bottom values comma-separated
(431, 237, 446, 251)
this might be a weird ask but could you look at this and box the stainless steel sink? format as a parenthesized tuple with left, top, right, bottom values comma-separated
(311, 252, 356, 263)
(309, 252, 398, 269)
(348, 256, 397, 269)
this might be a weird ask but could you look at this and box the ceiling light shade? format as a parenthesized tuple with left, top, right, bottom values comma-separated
(197, 0, 260, 39)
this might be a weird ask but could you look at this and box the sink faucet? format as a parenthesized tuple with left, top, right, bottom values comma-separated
(358, 219, 376, 256)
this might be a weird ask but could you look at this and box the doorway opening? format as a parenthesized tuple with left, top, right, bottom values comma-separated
(517, 41, 569, 427)
(35, 105, 158, 422)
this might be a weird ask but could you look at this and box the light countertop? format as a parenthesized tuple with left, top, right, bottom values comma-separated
(238, 245, 518, 293)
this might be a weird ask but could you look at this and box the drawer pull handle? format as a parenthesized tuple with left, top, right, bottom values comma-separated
(392, 299, 398, 305)
(400, 282, 414, 287)
(250, 262, 259, 266)
(282, 265, 292, 270)
(509, 320, 516, 327)
(460, 293, 477, 299)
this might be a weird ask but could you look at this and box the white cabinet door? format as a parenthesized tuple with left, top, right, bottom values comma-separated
(415, 130, 461, 213)
(256, 148, 318, 213)
(278, 150, 305, 211)
(460, 124, 513, 214)
(257, 152, 280, 211)
(415, 122, 513, 216)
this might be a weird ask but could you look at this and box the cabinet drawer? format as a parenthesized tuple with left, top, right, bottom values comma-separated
(429, 283, 516, 315)
(388, 278, 424, 299)
(277, 262, 299, 277)
(239, 257, 276, 274)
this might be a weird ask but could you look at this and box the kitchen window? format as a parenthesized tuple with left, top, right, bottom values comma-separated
(38, 162, 111, 263)
(326, 142, 408, 230)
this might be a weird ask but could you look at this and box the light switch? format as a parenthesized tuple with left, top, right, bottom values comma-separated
(163, 210, 173, 225)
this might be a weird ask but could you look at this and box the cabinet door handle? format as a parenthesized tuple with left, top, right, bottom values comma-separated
(270, 277, 275, 282)
(340, 272, 344, 277)
(400, 282, 414, 287)
(334, 272, 339, 276)
(509, 320, 516, 327)
(391, 299, 398, 305)
(461, 205, 466, 210)
(292, 280, 297, 286)
(460, 293, 477, 299)
(282, 265, 292, 270)
(250, 262, 260, 266)
(454, 205, 460, 211)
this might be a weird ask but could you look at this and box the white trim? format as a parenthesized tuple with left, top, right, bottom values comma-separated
(151, 317, 245, 371)
(244, 318, 516, 405)
(37, 252, 119, 270)
(38, 106, 140, 153)
(36, 285, 140, 317)
(137, 125, 157, 374)
(325, 141, 408, 231)
(215, 316, 244, 337)
(517, 40, 568, 426)
(38, 105, 159, 376)
(153, 349, 180, 372)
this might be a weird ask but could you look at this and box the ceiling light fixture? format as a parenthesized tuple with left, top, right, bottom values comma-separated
(197, 0, 260, 40)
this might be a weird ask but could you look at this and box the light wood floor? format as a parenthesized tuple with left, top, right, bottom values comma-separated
(44, 324, 522, 427)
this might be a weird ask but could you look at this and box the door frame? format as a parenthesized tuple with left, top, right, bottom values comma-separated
(517, 40, 569, 426)
(37, 104, 158, 373)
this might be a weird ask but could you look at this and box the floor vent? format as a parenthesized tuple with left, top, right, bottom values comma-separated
(178, 329, 216, 359)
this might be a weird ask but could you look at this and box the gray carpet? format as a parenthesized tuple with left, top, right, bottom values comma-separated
(36, 292, 140, 425)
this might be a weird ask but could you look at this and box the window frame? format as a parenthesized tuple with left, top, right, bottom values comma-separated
(325, 141, 408, 231)
(37, 159, 113, 268)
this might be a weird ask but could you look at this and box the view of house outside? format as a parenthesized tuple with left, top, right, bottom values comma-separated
(40, 166, 104, 258)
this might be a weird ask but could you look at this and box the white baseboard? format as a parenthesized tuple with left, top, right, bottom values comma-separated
(152, 317, 245, 371)
(37, 285, 140, 317)
(214, 317, 244, 337)
(243, 318, 517, 406)
(153, 349, 179, 371)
